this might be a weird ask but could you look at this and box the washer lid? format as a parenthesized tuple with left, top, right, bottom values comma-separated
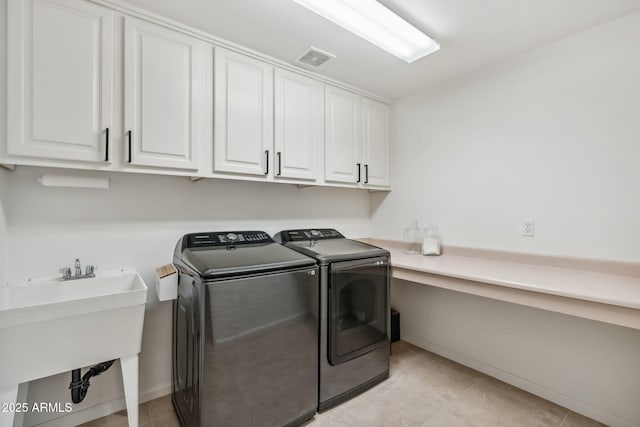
(175, 231, 316, 278)
(285, 238, 388, 264)
(180, 243, 316, 278)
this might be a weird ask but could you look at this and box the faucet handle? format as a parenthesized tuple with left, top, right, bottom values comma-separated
(85, 265, 95, 276)
(60, 267, 72, 280)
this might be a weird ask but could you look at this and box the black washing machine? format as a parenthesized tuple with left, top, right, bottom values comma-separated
(172, 231, 319, 426)
(276, 229, 390, 411)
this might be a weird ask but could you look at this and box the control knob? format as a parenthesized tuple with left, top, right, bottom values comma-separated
(310, 230, 321, 237)
(226, 233, 238, 242)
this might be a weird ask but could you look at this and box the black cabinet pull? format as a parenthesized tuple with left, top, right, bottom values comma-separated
(264, 150, 269, 175)
(356, 163, 361, 183)
(105, 128, 110, 162)
(127, 130, 132, 163)
(365, 164, 369, 184)
(276, 152, 282, 176)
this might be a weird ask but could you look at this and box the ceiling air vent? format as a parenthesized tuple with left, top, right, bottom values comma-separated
(296, 47, 335, 68)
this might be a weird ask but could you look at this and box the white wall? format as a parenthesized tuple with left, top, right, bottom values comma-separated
(3, 166, 370, 425)
(372, 11, 640, 262)
(377, 12, 640, 427)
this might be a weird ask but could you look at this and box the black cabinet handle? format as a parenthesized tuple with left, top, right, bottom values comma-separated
(127, 130, 132, 163)
(365, 164, 369, 184)
(276, 152, 282, 176)
(104, 128, 109, 162)
(356, 163, 361, 183)
(264, 150, 269, 175)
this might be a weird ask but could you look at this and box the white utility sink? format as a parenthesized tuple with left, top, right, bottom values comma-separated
(0, 270, 148, 427)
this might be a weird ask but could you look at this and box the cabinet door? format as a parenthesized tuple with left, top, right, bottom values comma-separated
(274, 69, 323, 181)
(7, 0, 113, 163)
(214, 48, 273, 176)
(362, 98, 390, 188)
(324, 86, 361, 184)
(124, 17, 200, 170)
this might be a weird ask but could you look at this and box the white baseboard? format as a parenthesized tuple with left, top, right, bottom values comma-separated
(402, 334, 637, 427)
(140, 385, 172, 403)
(33, 384, 171, 427)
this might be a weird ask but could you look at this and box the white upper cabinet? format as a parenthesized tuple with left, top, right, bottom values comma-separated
(7, 0, 113, 163)
(3, 0, 389, 188)
(324, 86, 362, 184)
(214, 47, 273, 176)
(325, 86, 391, 188)
(362, 98, 390, 187)
(274, 69, 323, 181)
(124, 17, 202, 170)
(214, 58, 322, 181)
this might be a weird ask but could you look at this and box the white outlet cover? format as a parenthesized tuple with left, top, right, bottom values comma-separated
(522, 219, 535, 237)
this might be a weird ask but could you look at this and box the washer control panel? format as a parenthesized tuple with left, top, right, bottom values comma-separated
(279, 229, 344, 242)
(185, 231, 273, 248)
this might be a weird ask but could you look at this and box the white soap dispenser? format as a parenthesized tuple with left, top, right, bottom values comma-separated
(422, 225, 441, 256)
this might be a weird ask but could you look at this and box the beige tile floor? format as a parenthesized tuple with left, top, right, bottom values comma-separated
(308, 341, 606, 427)
(78, 394, 178, 427)
(82, 341, 605, 427)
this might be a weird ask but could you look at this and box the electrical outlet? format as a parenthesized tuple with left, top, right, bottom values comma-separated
(522, 219, 535, 237)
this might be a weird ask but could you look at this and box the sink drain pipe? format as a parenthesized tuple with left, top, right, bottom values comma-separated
(69, 360, 116, 404)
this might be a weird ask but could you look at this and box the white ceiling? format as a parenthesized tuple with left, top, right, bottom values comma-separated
(121, 0, 640, 99)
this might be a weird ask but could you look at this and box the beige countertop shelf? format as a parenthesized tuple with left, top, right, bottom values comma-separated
(361, 239, 640, 330)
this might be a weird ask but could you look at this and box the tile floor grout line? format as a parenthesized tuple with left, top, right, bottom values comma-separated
(473, 374, 573, 424)
(467, 375, 485, 392)
(558, 410, 569, 427)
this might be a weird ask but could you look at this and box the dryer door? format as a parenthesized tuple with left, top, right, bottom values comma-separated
(328, 256, 389, 365)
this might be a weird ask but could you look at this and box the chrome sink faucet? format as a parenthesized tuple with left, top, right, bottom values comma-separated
(74, 258, 82, 277)
(60, 258, 96, 281)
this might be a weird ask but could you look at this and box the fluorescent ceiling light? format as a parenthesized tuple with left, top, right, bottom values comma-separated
(293, 0, 440, 63)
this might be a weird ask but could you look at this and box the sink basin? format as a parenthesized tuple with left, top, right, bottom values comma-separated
(0, 270, 147, 387)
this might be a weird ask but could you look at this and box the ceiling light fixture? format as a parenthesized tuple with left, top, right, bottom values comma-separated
(292, 0, 440, 63)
